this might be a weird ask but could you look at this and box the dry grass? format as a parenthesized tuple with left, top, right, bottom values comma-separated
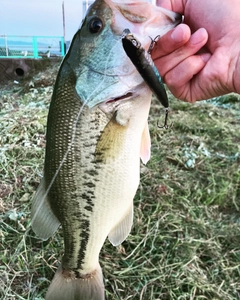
(0, 62, 240, 299)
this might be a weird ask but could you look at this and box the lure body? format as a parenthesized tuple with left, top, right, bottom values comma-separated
(122, 30, 169, 109)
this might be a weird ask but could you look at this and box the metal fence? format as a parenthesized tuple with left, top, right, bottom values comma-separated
(0, 35, 65, 59)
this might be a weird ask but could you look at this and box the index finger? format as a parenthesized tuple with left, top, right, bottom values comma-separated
(156, 0, 185, 14)
(151, 24, 191, 60)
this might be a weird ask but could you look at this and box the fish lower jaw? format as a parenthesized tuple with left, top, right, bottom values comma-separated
(99, 91, 137, 114)
(106, 91, 133, 104)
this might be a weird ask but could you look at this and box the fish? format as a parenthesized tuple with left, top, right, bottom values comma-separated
(31, 0, 181, 299)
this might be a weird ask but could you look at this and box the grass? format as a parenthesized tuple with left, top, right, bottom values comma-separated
(0, 62, 240, 300)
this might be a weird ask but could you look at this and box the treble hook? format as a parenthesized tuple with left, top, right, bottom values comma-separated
(148, 35, 161, 53)
(158, 108, 170, 130)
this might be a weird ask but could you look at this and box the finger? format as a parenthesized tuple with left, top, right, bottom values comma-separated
(156, 0, 172, 10)
(156, 0, 184, 13)
(165, 53, 211, 102)
(151, 24, 191, 60)
(154, 28, 208, 77)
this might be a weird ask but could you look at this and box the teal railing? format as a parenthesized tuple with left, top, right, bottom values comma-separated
(0, 35, 65, 59)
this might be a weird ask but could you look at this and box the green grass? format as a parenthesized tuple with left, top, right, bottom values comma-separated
(0, 64, 240, 299)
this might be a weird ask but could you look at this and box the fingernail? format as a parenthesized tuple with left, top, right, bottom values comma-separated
(201, 53, 211, 63)
(190, 28, 207, 45)
(171, 25, 185, 43)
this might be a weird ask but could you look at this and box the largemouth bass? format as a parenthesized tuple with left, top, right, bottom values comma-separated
(31, 0, 181, 299)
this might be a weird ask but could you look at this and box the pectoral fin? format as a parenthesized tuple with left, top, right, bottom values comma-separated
(108, 204, 133, 246)
(31, 178, 60, 240)
(140, 121, 151, 164)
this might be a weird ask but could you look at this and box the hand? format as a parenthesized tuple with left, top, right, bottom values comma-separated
(152, 0, 240, 102)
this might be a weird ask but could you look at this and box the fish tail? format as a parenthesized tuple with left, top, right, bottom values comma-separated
(46, 264, 105, 300)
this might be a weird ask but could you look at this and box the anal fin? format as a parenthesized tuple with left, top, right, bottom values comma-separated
(108, 204, 133, 246)
(31, 177, 60, 240)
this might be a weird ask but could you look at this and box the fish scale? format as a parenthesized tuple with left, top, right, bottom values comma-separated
(31, 0, 181, 299)
(44, 62, 141, 275)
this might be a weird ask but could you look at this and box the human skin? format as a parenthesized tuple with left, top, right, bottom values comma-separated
(152, 0, 240, 102)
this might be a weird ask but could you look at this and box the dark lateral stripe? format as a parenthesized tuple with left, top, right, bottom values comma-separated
(86, 169, 98, 176)
(85, 182, 96, 188)
(84, 205, 93, 212)
(77, 218, 90, 270)
(81, 193, 94, 209)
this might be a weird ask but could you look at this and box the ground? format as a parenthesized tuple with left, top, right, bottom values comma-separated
(0, 60, 240, 300)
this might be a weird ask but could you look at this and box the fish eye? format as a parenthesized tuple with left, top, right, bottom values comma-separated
(89, 17, 103, 34)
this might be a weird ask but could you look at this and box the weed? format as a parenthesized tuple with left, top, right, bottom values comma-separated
(0, 64, 239, 300)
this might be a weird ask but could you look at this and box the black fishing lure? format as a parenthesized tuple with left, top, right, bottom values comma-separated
(122, 29, 169, 129)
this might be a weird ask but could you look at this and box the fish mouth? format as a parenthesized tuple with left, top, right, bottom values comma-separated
(106, 92, 133, 103)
